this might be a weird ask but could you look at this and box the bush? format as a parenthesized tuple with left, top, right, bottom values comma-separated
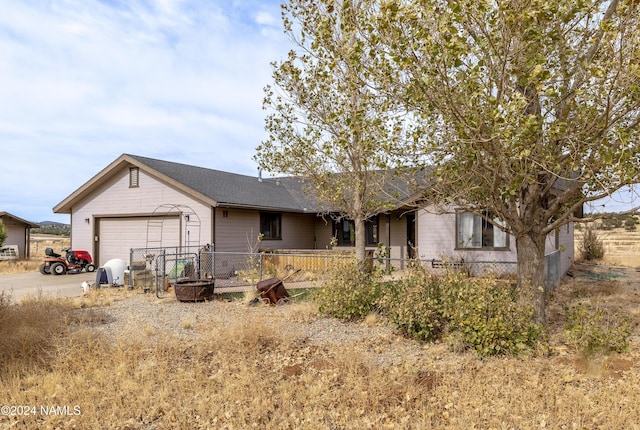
(379, 269, 543, 357)
(624, 216, 637, 231)
(564, 304, 631, 354)
(598, 217, 620, 230)
(0, 220, 6, 247)
(378, 265, 446, 342)
(316, 261, 543, 357)
(440, 275, 542, 357)
(580, 225, 605, 261)
(314, 260, 384, 320)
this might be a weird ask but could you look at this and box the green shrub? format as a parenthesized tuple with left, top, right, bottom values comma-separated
(316, 261, 544, 357)
(440, 274, 542, 357)
(0, 220, 6, 247)
(372, 242, 394, 275)
(380, 270, 542, 357)
(378, 265, 445, 341)
(624, 216, 637, 231)
(314, 260, 384, 320)
(564, 304, 631, 354)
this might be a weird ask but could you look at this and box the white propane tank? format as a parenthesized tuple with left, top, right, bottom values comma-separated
(103, 259, 127, 286)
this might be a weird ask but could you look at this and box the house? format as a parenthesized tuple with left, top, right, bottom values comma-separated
(0, 212, 39, 259)
(53, 154, 415, 266)
(414, 174, 578, 278)
(53, 154, 574, 280)
(415, 206, 575, 279)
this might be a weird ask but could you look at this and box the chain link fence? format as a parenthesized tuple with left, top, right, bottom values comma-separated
(127, 246, 553, 297)
(127, 247, 357, 296)
(127, 246, 204, 296)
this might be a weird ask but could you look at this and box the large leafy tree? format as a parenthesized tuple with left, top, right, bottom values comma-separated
(256, 0, 409, 265)
(378, 0, 640, 322)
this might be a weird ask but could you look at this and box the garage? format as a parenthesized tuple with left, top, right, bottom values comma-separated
(95, 216, 180, 265)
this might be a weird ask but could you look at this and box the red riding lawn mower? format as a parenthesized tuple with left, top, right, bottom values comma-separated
(39, 247, 96, 275)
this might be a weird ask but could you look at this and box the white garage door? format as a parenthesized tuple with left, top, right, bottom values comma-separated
(97, 216, 180, 265)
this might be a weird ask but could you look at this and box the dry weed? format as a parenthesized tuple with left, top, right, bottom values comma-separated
(0, 259, 41, 274)
(30, 236, 70, 258)
(0, 292, 73, 376)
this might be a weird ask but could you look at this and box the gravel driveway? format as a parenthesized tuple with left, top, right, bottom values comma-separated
(0, 271, 96, 302)
(72, 290, 429, 369)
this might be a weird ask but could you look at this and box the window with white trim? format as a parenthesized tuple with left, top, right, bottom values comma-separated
(456, 211, 507, 250)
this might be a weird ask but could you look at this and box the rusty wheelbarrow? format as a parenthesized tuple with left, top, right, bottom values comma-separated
(256, 269, 300, 305)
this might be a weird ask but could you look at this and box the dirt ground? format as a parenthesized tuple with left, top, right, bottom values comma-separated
(546, 260, 640, 376)
(570, 260, 640, 290)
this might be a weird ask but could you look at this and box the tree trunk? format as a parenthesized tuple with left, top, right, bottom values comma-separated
(354, 216, 367, 270)
(516, 233, 547, 325)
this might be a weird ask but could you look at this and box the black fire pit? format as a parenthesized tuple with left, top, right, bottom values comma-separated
(172, 279, 215, 302)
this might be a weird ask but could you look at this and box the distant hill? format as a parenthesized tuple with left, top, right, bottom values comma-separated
(33, 221, 70, 236)
(38, 221, 69, 226)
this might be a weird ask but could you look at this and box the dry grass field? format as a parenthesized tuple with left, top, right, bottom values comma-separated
(575, 226, 640, 268)
(0, 229, 638, 428)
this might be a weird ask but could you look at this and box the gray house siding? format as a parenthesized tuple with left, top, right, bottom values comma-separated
(416, 205, 574, 275)
(3, 218, 28, 258)
(214, 208, 317, 252)
(549, 222, 575, 276)
(276, 212, 317, 250)
(70, 166, 212, 263)
(214, 208, 260, 253)
(416, 207, 518, 263)
(386, 212, 410, 260)
(2, 218, 26, 258)
(314, 218, 334, 249)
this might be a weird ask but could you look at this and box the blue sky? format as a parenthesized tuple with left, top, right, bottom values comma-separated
(0, 0, 286, 223)
(0, 1, 636, 224)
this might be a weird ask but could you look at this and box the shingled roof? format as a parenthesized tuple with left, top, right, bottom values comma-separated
(54, 153, 420, 215)
(127, 154, 317, 212)
(54, 154, 320, 214)
(0, 212, 39, 228)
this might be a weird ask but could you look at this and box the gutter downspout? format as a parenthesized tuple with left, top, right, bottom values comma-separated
(211, 207, 216, 247)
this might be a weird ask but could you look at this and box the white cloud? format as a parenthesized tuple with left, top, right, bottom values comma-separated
(255, 10, 278, 26)
(0, 0, 286, 222)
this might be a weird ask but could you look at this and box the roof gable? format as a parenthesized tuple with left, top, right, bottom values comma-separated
(54, 154, 318, 214)
(0, 212, 39, 228)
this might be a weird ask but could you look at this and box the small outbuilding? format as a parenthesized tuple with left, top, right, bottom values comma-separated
(0, 212, 39, 259)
